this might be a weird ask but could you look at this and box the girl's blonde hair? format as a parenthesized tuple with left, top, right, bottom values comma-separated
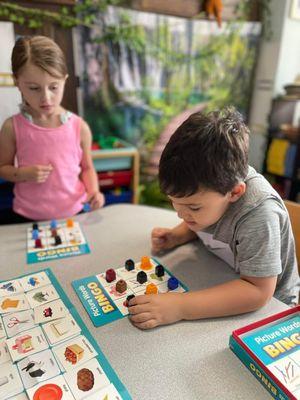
(12, 35, 68, 79)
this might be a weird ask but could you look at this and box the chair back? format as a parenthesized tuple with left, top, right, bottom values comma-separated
(284, 200, 300, 273)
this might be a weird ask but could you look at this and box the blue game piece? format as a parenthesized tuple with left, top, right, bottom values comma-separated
(83, 202, 91, 212)
(50, 219, 57, 229)
(32, 229, 39, 240)
(167, 277, 179, 291)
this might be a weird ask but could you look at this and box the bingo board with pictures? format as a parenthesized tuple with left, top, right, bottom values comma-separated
(230, 305, 300, 400)
(27, 219, 90, 264)
(72, 256, 188, 327)
(0, 269, 131, 400)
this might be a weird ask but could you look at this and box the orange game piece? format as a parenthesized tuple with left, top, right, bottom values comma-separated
(145, 283, 158, 295)
(140, 256, 152, 271)
(66, 218, 74, 228)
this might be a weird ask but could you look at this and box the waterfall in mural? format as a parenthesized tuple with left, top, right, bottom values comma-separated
(76, 6, 261, 151)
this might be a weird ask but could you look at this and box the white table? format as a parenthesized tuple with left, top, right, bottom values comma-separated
(0, 204, 288, 399)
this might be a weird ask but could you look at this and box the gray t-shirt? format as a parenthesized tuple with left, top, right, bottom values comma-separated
(197, 167, 299, 305)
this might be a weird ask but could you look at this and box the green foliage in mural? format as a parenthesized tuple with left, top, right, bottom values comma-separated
(0, 0, 122, 29)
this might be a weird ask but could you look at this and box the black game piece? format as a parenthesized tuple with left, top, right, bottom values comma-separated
(32, 223, 39, 230)
(54, 235, 62, 246)
(155, 264, 165, 277)
(125, 259, 135, 271)
(126, 294, 135, 304)
(137, 271, 147, 284)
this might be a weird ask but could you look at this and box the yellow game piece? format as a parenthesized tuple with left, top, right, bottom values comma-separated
(145, 283, 158, 294)
(140, 256, 152, 271)
(66, 218, 74, 228)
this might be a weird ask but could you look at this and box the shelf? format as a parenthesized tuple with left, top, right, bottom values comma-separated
(92, 148, 140, 204)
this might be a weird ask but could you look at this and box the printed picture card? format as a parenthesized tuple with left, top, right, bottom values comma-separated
(3, 309, 36, 338)
(64, 358, 110, 400)
(6, 326, 49, 362)
(19, 272, 51, 292)
(25, 284, 60, 308)
(0, 294, 30, 314)
(42, 314, 81, 346)
(85, 383, 122, 400)
(0, 279, 24, 297)
(17, 348, 61, 389)
(27, 374, 75, 400)
(0, 340, 11, 365)
(7, 393, 28, 400)
(34, 299, 68, 324)
(52, 335, 98, 372)
(0, 318, 6, 339)
(0, 362, 24, 399)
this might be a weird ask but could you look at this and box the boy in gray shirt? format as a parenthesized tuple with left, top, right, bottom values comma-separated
(129, 107, 299, 330)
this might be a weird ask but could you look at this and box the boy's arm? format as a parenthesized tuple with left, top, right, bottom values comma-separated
(80, 120, 104, 209)
(129, 275, 277, 329)
(131, 202, 285, 329)
(180, 275, 277, 319)
(172, 221, 198, 245)
(152, 221, 197, 253)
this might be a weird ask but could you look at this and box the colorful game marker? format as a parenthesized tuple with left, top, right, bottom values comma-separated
(50, 219, 57, 229)
(137, 271, 147, 284)
(83, 202, 92, 212)
(32, 229, 39, 240)
(66, 218, 74, 228)
(105, 269, 116, 283)
(145, 283, 158, 294)
(167, 277, 179, 290)
(140, 256, 152, 271)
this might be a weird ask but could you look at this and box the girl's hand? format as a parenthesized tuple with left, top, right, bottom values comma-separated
(20, 164, 53, 183)
(128, 293, 184, 330)
(86, 191, 105, 210)
(151, 227, 179, 254)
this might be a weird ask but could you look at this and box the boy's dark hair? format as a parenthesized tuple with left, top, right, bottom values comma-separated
(159, 107, 250, 196)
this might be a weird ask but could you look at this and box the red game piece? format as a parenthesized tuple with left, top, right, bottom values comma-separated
(105, 268, 116, 283)
(35, 238, 43, 248)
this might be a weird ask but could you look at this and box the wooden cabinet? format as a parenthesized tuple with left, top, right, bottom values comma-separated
(92, 147, 140, 205)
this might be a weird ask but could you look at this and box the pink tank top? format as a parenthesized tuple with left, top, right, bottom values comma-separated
(13, 113, 86, 220)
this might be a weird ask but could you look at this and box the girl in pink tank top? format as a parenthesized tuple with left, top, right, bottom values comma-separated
(0, 36, 104, 223)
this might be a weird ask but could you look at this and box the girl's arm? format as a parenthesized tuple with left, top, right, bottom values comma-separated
(0, 118, 19, 181)
(0, 118, 52, 183)
(80, 120, 105, 209)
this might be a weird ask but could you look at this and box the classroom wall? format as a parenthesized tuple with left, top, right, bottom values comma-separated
(274, 0, 300, 96)
(0, 22, 20, 127)
(248, 0, 286, 171)
(248, 0, 300, 171)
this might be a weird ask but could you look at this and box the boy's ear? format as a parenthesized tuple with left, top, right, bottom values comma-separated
(229, 182, 246, 202)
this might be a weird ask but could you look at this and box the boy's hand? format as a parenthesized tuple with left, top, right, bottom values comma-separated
(86, 191, 105, 210)
(151, 227, 178, 254)
(20, 165, 53, 183)
(128, 293, 184, 330)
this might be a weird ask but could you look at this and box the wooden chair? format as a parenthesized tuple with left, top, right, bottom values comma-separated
(284, 200, 300, 274)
